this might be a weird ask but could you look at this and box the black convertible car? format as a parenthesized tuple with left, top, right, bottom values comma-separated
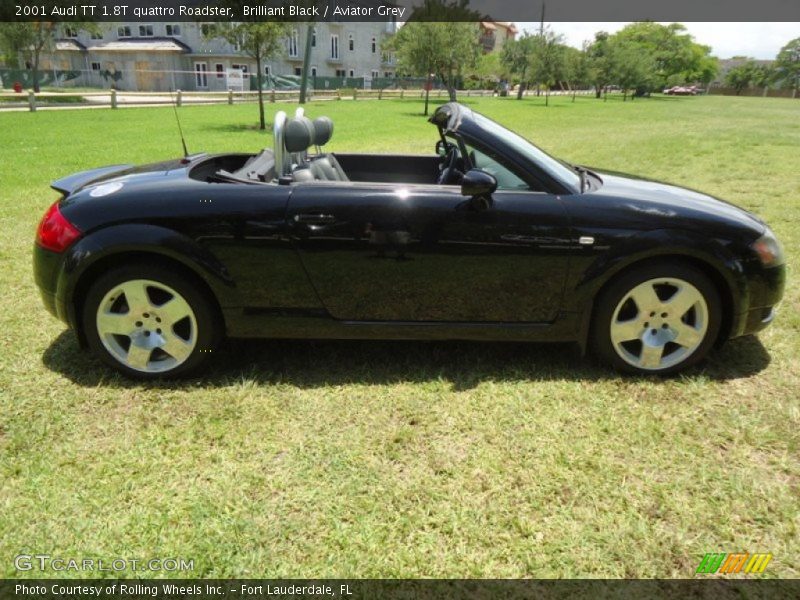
(34, 103, 785, 378)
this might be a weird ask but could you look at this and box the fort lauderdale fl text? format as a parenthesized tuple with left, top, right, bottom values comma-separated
(16, 583, 354, 597)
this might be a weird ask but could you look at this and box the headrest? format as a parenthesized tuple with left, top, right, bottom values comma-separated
(284, 116, 314, 153)
(313, 116, 334, 146)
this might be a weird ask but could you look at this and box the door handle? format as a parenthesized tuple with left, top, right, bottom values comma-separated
(293, 213, 336, 225)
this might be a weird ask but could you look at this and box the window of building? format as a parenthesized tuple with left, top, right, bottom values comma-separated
(139, 25, 154, 37)
(91, 62, 102, 71)
(264, 65, 271, 76)
(371, 70, 379, 79)
(335, 69, 346, 77)
(166, 24, 181, 37)
(311, 28, 316, 48)
(232, 63, 248, 74)
(287, 29, 299, 57)
(215, 63, 224, 79)
(384, 72, 392, 78)
(294, 67, 302, 76)
(117, 26, 131, 38)
(348, 69, 354, 77)
(371, 37, 376, 53)
(90, 30, 103, 40)
(63, 27, 78, 38)
(348, 34, 354, 52)
(311, 66, 317, 77)
(330, 35, 339, 60)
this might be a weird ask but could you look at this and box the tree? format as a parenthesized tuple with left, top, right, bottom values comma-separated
(612, 22, 713, 91)
(387, 21, 481, 111)
(752, 63, 776, 96)
(529, 29, 566, 106)
(205, 21, 288, 130)
(586, 32, 614, 98)
(0, 22, 64, 92)
(464, 51, 508, 90)
(775, 37, 800, 98)
(562, 44, 590, 102)
(501, 34, 535, 99)
(606, 38, 654, 101)
(725, 62, 757, 95)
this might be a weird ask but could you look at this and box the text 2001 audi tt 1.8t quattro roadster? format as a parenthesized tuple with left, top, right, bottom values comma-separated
(33, 103, 785, 379)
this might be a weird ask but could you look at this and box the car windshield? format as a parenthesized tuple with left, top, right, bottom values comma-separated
(470, 112, 582, 191)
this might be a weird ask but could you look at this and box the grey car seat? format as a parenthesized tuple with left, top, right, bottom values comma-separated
(309, 116, 349, 181)
(283, 116, 316, 182)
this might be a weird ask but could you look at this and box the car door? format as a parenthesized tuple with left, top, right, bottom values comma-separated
(286, 179, 574, 323)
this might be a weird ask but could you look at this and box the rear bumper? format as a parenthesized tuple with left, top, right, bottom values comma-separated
(33, 243, 69, 324)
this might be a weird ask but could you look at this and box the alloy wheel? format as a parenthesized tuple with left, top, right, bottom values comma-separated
(609, 277, 709, 371)
(95, 279, 198, 373)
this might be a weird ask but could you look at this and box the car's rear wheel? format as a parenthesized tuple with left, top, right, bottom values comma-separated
(82, 264, 221, 379)
(592, 262, 722, 375)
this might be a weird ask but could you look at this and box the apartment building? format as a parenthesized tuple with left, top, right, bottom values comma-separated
(45, 20, 398, 91)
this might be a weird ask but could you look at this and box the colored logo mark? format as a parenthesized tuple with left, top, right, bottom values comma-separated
(696, 552, 772, 574)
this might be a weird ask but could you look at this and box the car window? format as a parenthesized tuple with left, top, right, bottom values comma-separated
(463, 142, 529, 191)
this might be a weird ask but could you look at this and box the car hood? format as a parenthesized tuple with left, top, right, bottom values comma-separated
(51, 159, 188, 195)
(587, 169, 766, 234)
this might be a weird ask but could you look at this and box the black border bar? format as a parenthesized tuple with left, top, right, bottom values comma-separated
(2, 580, 800, 600)
(2, 0, 800, 23)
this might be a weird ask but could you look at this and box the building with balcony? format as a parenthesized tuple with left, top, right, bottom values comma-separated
(42, 20, 397, 92)
(479, 22, 518, 54)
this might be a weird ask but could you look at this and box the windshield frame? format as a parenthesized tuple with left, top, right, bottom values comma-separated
(469, 111, 582, 193)
(432, 103, 583, 195)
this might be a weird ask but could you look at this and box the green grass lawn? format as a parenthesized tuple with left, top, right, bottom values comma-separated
(0, 94, 798, 578)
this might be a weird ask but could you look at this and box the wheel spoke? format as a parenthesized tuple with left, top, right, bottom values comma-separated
(611, 318, 642, 344)
(665, 285, 701, 318)
(639, 343, 664, 369)
(159, 297, 192, 324)
(630, 283, 661, 312)
(121, 281, 152, 313)
(97, 311, 133, 335)
(673, 322, 703, 349)
(161, 334, 193, 362)
(126, 343, 152, 370)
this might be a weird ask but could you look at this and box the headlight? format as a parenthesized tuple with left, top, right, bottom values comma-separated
(750, 229, 785, 267)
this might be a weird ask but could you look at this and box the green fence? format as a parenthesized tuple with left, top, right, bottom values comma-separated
(0, 68, 80, 89)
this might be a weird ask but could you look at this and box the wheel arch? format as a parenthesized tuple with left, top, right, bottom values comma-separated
(576, 251, 741, 354)
(59, 225, 233, 346)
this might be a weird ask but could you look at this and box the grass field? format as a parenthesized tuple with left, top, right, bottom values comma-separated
(0, 94, 798, 578)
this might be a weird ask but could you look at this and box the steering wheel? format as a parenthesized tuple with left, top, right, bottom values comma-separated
(437, 146, 460, 185)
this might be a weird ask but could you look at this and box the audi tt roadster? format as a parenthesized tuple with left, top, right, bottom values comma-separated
(33, 103, 785, 378)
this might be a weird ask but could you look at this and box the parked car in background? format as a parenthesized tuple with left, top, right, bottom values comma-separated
(664, 85, 702, 95)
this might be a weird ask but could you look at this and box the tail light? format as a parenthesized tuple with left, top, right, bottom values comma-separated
(36, 201, 81, 252)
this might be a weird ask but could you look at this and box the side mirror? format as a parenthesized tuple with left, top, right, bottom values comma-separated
(461, 169, 497, 204)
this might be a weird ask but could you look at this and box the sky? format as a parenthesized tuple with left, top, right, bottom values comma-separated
(517, 22, 800, 59)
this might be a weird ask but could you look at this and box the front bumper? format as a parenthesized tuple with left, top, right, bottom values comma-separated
(734, 263, 785, 337)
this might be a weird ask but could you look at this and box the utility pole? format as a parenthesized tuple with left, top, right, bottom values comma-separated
(299, 23, 314, 104)
(536, 2, 545, 96)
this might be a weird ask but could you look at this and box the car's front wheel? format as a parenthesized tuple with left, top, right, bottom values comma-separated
(82, 264, 222, 379)
(592, 262, 722, 375)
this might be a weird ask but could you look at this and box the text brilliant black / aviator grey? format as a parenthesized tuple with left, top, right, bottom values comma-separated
(33, 103, 785, 378)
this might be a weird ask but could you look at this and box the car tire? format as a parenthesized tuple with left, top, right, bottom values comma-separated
(82, 263, 222, 379)
(591, 262, 722, 375)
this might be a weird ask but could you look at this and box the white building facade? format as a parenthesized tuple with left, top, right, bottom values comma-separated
(45, 20, 397, 92)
